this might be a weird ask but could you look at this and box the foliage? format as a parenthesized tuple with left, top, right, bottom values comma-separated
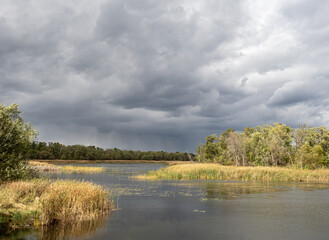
(196, 123, 329, 169)
(28, 142, 195, 161)
(0, 103, 38, 181)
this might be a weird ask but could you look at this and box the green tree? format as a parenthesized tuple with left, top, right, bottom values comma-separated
(295, 143, 325, 169)
(0, 103, 38, 181)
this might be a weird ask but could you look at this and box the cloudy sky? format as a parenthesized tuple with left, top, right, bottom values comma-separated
(1, 0, 329, 152)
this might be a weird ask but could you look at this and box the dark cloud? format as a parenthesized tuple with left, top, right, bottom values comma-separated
(1, 0, 329, 152)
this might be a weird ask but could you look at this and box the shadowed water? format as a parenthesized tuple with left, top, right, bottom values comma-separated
(5, 163, 329, 240)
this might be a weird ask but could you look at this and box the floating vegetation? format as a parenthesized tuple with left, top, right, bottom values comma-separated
(193, 209, 206, 213)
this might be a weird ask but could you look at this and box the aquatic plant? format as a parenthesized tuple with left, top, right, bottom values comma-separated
(145, 163, 329, 183)
(61, 165, 106, 173)
(0, 179, 113, 232)
(28, 161, 106, 173)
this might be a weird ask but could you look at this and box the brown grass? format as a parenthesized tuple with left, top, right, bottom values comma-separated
(0, 179, 113, 231)
(144, 163, 329, 183)
(28, 161, 106, 173)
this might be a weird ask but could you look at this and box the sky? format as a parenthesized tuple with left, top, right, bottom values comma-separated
(1, 0, 329, 152)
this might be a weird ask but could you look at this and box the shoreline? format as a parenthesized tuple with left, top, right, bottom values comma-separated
(32, 159, 193, 166)
(143, 163, 329, 183)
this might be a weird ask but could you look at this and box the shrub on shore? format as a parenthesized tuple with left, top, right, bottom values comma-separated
(145, 163, 329, 183)
(0, 179, 113, 232)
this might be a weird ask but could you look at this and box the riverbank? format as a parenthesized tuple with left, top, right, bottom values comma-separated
(142, 163, 329, 183)
(32, 159, 192, 166)
(0, 179, 113, 233)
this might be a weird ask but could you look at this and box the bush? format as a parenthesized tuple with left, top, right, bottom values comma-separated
(0, 103, 38, 181)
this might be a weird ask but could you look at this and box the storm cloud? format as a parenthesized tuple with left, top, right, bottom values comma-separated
(1, 0, 329, 152)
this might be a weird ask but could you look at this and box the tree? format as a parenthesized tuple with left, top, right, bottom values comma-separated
(295, 143, 325, 169)
(0, 103, 38, 181)
(204, 134, 220, 162)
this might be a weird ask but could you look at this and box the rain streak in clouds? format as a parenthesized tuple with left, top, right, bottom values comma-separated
(1, 0, 329, 152)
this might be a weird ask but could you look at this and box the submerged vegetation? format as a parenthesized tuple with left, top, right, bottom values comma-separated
(0, 179, 113, 232)
(146, 163, 329, 183)
(197, 123, 329, 169)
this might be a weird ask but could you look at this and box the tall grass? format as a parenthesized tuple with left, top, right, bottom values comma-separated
(28, 161, 106, 173)
(28, 161, 62, 172)
(61, 165, 105, 173)
(145, 163, 329, 183)
(0, 179, 113, 232)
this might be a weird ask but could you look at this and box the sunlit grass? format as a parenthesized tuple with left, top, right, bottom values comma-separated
(61, 165, 106, 172)
(28, 161, 62, 172)
(28, 161, 106, 173)
(0, 179, 113, 231)
(144, 163, 329, 183)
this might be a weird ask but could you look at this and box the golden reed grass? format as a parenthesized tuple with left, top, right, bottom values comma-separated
(61, 165, 105, 172)
(145, 163, 329, 183)
(0, 179, 113, 231)
(28, 161, 106, 173)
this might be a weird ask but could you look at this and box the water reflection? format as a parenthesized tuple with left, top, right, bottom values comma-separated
(35, 217, 107, 240)
(1, 217, 107, 240)
(204, 182, 285, 200)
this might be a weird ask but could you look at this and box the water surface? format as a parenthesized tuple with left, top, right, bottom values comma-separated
(7, 163, 329, 240)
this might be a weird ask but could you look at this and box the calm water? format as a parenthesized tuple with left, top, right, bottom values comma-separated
(6, 163, 329, 240)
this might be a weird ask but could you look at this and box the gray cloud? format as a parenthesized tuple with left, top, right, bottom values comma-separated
(1, 0, 329, 152)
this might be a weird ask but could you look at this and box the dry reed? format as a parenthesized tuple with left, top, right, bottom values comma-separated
(28, 161, 106, 173)
(145, 163, 329, 183)
(0, 179, 113, 231)
(61, 165, 105, 172)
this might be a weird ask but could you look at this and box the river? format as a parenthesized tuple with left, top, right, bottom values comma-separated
(7, 163, 329, 240)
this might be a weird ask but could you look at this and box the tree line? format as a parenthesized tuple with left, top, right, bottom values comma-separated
(28, 142, 194, 161)
(196, 123, 329, 169)
(1, 103, 194, 181)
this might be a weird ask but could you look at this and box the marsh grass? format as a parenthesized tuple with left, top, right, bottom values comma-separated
(61, 165, 106, 173)
(28, 161, 106, 173)
(28, 161, 62, 172)
(145, 163, 329, 183)
(0, 179, 113, 232)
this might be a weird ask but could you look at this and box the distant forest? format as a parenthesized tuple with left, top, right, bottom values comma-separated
(196, 123, 329, 169)
(28, 142, 195, 161)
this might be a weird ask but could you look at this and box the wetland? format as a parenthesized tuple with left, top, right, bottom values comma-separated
(4, 163, 329, 240)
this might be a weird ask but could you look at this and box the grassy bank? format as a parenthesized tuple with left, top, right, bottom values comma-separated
(0, 179, 113, 233)
(29, 161, 106, 173)
(143, 163, 329, 183)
